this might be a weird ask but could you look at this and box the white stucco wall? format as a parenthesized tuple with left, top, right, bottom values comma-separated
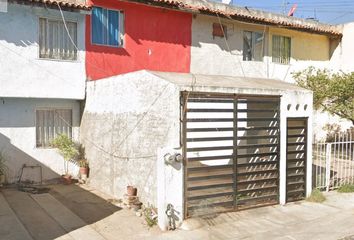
(0, 98, 81, 183)
(0, 3, 86, 99)
(331, 22, 354, 72)
(81, 71, 181, 206)
(191, 14, 332, 83)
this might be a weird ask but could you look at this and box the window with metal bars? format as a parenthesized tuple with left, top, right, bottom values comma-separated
(272, 35, 291, 64)
(36, 109, 72, 148)
(39, 18, 77, 60)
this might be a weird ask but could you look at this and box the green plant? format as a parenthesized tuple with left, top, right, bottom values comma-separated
(306, 189, 326, 203)
(77, 144, 88, 168)
(337, 184, 354, 193)
(143, 205, 157, 227)
(51, 134, 79, 175)
(78, 159, 89, 168)
(293, 67, 354, 125)
(323, 123, 342, 142)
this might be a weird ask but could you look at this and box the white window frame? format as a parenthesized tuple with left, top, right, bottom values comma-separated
(38, 17, 78, 61)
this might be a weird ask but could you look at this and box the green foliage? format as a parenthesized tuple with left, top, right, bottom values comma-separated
(306, 189, 326, 203)
(78, 159, 89, 168)
(143, 205, 157, 227)
(0, 152, 8, 176)
(323, 123, 342, 142)
(293, 67, 354, 125)
(338, 184, 354, 193)
(51, 134, 79, 161)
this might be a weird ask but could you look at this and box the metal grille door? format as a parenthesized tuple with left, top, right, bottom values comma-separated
(286, 118, 307, 202)
(182, 93, 280, 217)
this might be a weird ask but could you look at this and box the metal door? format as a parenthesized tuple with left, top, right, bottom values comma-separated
(182, 92, 280, 217)
(286, 118, 307, 202)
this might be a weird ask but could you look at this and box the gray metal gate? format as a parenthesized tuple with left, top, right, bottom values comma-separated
(182, 92, 280, 217)
(286, 118, 307, 202)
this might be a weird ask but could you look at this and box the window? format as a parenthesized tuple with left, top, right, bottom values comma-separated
(91, 7, 124, 47)
(212, 23, 227, 39)
(39, 18, 77, 60)
(243, 31, 264, 61)
(36, 109, 72, 148)
(272, 35, 291, 64)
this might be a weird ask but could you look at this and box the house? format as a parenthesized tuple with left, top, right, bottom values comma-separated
(0, 0, 352, 232)
(79, 0, 348, 230)
(0, 0, 90, 182)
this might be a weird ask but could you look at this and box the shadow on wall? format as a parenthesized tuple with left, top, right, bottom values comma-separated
(0, 3, 84, 52)
(0, 133, 59, 183)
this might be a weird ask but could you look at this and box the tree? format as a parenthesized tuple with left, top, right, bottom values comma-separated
(293, 67, 354, 125)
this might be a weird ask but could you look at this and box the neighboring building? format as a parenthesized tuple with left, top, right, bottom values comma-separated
(80, 0, 345, 230)
(0, 0, 89, 182)
(85, 0, 192, 80)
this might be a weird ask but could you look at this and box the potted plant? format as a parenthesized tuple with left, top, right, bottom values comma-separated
(77, 145, 89, 181)
(51, 134, 78, 185)
(0, 152, 8, 186)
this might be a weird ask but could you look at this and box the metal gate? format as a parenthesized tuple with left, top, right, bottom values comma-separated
(182, 92, 280, 217)
(286, 118, 307, 202)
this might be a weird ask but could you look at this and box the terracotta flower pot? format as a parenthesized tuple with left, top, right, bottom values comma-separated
(61, 175, 72, 185)
(127, 186, 137, 196)
(79, 167, 89, 181)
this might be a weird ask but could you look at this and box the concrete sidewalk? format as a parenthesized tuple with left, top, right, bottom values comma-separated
(1, 185, 354, 240)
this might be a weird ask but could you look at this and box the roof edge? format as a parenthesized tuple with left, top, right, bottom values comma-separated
(123, 0, 342, 37)
(10, 0, 92, 11)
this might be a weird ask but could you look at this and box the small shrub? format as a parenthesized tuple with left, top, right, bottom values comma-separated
(143, 205, 157, 228)
(306, 189, 326, 203)
(51, 134, 79, 161)
(338, 184, 354, 193)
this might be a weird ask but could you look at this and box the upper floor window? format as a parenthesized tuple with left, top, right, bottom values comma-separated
(272, 35, 291, 64)
(39, 18, 77, 60)
(243, 31, 264, 61)
(91, 7, 124, 47)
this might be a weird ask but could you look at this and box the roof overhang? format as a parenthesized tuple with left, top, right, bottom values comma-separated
(10, 0, 91, 12)
(122, 0, 342, 38)
(147, 71, 312, 94)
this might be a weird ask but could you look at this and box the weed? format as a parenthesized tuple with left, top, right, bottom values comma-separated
(338, 184, 354, 193)
(306, 189, 326, 203)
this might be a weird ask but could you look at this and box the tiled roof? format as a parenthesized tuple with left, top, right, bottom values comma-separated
(11, 0, 91, 10)
(129, 0, 342, 37)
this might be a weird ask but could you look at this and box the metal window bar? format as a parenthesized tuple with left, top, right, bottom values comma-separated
(36, 109, 73, 148)
(39, 18, 77, 60)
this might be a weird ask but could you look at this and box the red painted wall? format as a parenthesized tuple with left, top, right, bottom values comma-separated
(86, 0, 192, 80)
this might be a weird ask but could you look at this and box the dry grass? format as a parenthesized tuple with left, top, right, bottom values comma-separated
(338, 184, 354, 193)
(306, 189, 326, 203)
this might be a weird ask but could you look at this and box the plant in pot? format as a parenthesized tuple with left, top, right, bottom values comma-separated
(77, 145, 89, 182)
(51, 134, 78, 185)
(0, 152, 8, 186)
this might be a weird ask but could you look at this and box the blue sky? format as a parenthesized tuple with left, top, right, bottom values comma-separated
(231, 0, 354, 24)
